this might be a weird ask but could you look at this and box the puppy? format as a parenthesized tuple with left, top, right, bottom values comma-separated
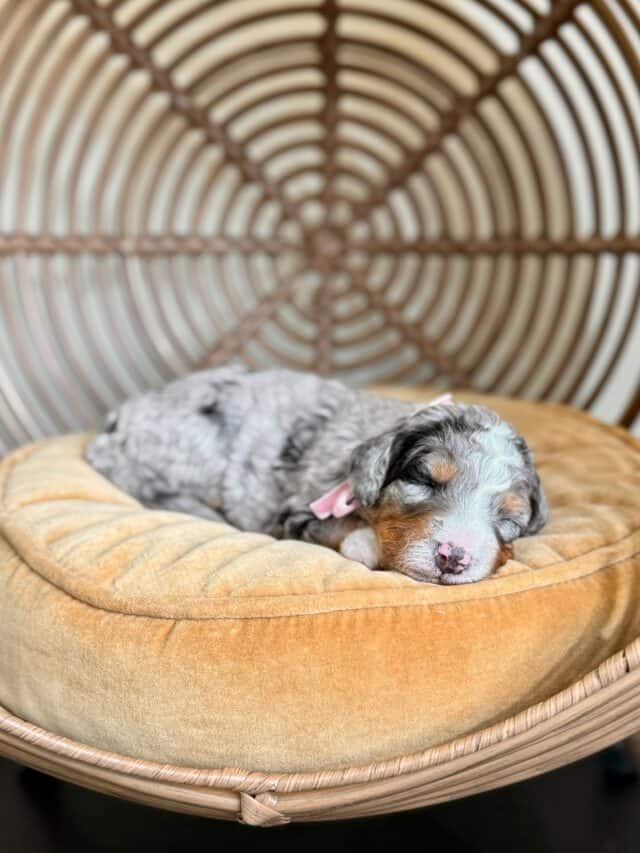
(85, 364, 547, 584)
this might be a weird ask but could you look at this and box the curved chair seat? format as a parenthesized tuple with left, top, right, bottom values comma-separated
(0, 0, 639, 828)
(1, 389, 640, 824)
(1, 636, 639, 825)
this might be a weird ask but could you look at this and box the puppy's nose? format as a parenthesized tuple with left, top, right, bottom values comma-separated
(435, 541, 472, 574)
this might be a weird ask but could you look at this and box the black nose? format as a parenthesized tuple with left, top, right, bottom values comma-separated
(435, 542, 469, 574)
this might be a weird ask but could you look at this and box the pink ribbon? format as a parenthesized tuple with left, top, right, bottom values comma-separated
(309, 481, 358, 519)
(309, 392, 453, 520)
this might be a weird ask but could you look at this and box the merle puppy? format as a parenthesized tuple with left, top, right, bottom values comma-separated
(85, 364, 547, 585)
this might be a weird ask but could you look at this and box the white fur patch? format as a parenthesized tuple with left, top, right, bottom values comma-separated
(340, 527, 380, 569)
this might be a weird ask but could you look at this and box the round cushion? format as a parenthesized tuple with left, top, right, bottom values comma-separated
(1, 388, 639, 774)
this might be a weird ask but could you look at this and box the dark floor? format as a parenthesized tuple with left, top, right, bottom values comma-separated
(1, 749, 639, 853)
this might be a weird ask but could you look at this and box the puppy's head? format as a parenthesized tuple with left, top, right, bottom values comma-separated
(85, 373, 225, 512)
(347, 402, 547, 584)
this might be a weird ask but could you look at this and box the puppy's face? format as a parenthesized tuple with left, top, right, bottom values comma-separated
(347, 403, 547, 584)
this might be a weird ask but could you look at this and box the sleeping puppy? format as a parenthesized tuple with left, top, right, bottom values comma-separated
(85, 364, 547, 585)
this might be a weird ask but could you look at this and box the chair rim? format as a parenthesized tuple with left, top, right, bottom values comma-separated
(1, 634, 639, 824)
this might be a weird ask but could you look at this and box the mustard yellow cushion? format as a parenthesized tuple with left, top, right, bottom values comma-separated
(1, 389, 640, 774)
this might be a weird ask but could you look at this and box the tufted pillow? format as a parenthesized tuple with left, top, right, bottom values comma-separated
(1, 389, 639, 774)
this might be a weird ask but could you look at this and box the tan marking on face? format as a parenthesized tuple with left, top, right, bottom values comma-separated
(500, 492, 528, 516)
(428, 456, 458, 484)
(493, 542, 514, 571)
(360, 489, 404, 521)
(369, 511, 436, 573)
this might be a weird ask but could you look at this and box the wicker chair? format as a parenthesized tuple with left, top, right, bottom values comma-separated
(0, 0, 639, 825)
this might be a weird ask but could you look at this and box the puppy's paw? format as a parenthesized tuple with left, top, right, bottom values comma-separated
(339, 527, 380, 569)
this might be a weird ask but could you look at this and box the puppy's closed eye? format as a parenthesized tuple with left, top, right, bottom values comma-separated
(495, 492, 530, 542)
(398, 448, 458, 488)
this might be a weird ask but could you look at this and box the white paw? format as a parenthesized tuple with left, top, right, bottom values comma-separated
(339, 527, 380, 569)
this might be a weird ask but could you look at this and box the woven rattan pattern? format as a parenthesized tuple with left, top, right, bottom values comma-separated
(0, 0, 639, 455)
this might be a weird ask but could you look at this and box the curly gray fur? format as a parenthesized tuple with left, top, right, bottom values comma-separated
(86, 365, 547, 584)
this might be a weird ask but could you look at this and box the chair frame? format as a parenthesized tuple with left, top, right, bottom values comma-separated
(1, 636, 639, 825)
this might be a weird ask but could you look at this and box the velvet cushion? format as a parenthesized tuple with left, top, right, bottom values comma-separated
(1, 388, 639, 774)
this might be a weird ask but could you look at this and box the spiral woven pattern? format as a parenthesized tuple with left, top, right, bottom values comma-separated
(0, 0, 639, 454)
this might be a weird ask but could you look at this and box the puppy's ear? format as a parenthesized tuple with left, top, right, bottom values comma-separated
(349, 428, 399, 507)
(349, 404, 452, 507)
(514, 435, 548, 535)
(524, 470, 548, 535)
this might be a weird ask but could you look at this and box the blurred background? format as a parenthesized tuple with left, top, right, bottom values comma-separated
(0, 0, 639, 848)
(0, 0, 638, 453)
